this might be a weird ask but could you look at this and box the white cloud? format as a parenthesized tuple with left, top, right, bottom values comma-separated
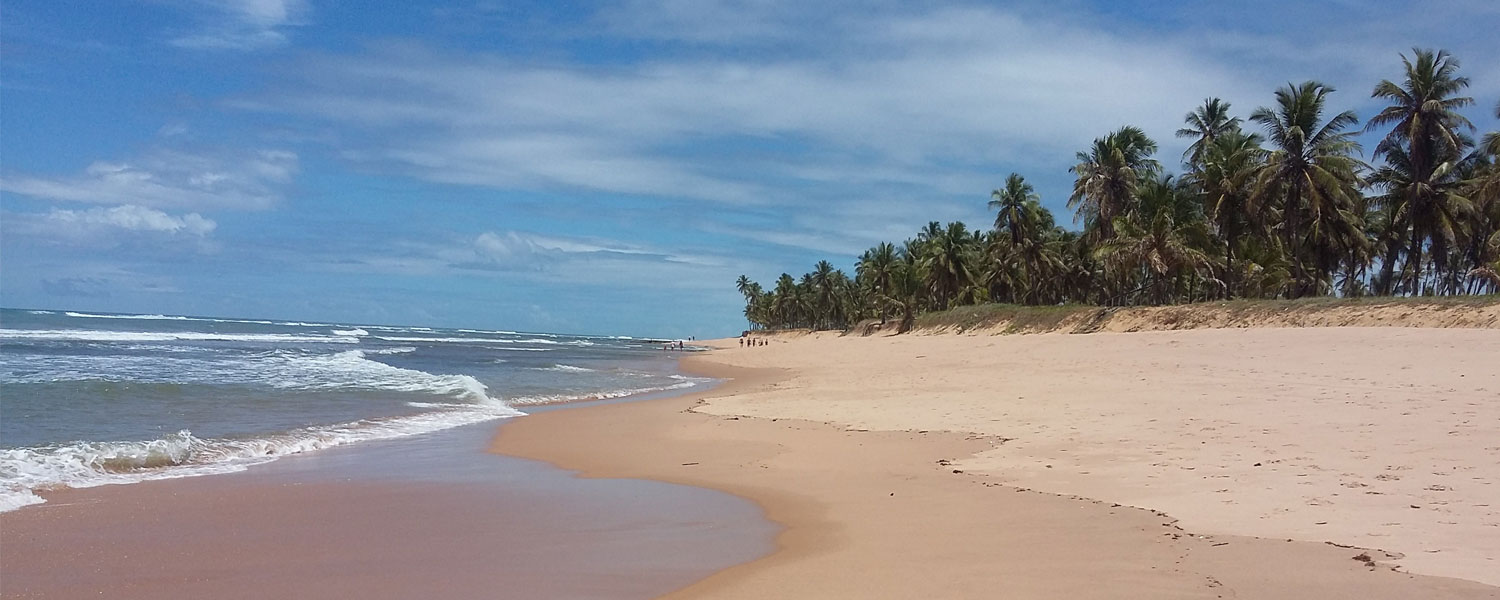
(3, 205, 217, 250)
(43, 204, 217, 236)
(0, 149, 297, 210)
(169, 0, 307, 51)
(252, 5, 1267, 210)
(243, 1, 1499, 260)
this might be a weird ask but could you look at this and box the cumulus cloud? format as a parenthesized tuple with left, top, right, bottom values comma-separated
(169, 0, 308, 51)
(0, 149, 296, 211)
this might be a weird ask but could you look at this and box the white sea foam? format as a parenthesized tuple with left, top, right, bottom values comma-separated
(0, 329, 356, 344)
(366, 346, 417, 355)
(373, 335, 595, 347)
(505, 377, 706, 406)
(0, 349, 494, 402)
(534, 364, 595, 373)
(332, 328, 369, 337)
(25, 310, 56, 315)
(57, 311, 339, 328)
(65, 311, 190, 320)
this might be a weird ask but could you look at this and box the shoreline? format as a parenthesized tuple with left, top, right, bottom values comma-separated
(490, 331, 1500, 598)
(0, 388, 775, 599)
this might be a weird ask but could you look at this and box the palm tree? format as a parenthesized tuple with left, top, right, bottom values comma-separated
(1070, 126, 1160, 240)
(857, 242, 900, 323)
(811, 260, 839, 329)
(990, 173, 1042, 246)
(923, 221, 979, 310)
(1485, 99, 1500, 157)
(1096, 177, 1217, 305)
(1177, 98, 1242, 168)
(735, 275, 758, 328)
(1250, 81, 1365, 297)
(1369, 146, 1473, 294)
(771, 273, 798, 328)
(1366, 49, 1476, 295)
(1188, 130, 1266, 295)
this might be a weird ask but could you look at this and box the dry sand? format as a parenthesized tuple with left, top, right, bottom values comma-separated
(493, 326, 1500, 598)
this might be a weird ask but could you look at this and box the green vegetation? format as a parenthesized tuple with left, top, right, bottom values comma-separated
(736, 49, 1500, 332)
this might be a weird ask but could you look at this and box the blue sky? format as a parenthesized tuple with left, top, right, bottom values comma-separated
(2, 0, 1497, 337)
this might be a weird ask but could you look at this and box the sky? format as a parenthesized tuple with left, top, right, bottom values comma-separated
(2, 0, 1497, 337)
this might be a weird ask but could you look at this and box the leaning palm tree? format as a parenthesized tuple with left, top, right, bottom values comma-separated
(1366, 48, 1476, 295)
(1177, 98, 1242, 168)
(1250, 81, 1365, 297)
(1070, 126, 1160, 240)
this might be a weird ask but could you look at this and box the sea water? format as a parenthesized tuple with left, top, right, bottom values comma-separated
(0, 308, 705, 511)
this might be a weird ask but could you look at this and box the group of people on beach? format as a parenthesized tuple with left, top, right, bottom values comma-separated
(740, 337, 767, 347)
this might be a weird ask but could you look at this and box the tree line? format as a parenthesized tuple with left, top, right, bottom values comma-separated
(735, 49, 1500, 332)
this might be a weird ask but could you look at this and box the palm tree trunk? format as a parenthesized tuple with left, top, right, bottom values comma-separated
(1375, 243, 1400, 295)
(1407, 229, 1424, 296)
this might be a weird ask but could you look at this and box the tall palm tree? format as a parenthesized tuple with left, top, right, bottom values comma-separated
(1070, 126, 1160, 240)
(1369, 146, 1473, 294)
(735, 275, 757, 328)
(811, 260, 839, 329)
(990, 173, 1042, 246)
(1250, 81, 1365, 297)
(1177, 98, 1242, 168)
(771, 273, 798, 328)
(1189, 130, 1266, 295)
(1366, 48, 1476, 295)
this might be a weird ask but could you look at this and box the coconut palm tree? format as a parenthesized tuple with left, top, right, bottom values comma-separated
(990, 173, 1042, 246)
(810, 260, 840, 329)
(1177, 98, 1242, 168)
(1250, 81, 1365, 297)
(1096, 178, 1217, 305)
(1366, 48, 1476, 295)
(1070, 126, 1160, 240)
(923, 221, 980, 310)
(1188, 130, 1267, 296)
(1369, 146, 1473, 294)
(857, 242, 900, 323)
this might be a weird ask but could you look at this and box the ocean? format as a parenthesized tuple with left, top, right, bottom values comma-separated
(0, 308, 706, 511)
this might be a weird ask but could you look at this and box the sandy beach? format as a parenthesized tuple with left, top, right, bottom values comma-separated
(493, 325, 1500, 598)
